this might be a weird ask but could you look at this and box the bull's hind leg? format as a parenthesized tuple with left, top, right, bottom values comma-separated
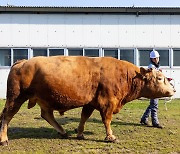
(77, 105, 94, 139)
(0, 99, 24, 146)
(40, 107, 68, 138)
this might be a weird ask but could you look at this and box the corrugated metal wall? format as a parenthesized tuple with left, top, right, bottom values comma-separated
(0, 14, 180, 48)
(0, 13, 180, 98)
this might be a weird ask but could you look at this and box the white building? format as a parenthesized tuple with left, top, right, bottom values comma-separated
(0, 6, 180, 98)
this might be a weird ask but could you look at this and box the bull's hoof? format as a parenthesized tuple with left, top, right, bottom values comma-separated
(0, 140, 8, 146)
(61, 133, 68, 139)
(58, 132, 68, 139)
(74, 128, 78, 133)
(105, 136, 119, 143)
(77, 134, 85, 140)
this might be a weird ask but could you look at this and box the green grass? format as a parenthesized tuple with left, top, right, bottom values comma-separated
(0, 99, 179, 153)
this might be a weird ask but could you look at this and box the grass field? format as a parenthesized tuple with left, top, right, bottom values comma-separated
(0, 99, 179, 153)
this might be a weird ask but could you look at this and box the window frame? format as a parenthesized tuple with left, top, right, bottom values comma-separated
(0, 48, 11, 68)
(137, 48, 170, 68)
(67, 48, 83, 56)
(48, 48, 65, 56)
(32, 48, 48, 57)
(172, 48, 180, 68)
(12, 48, 29, 66)
(119, 48, 135, 64)
(103, 48, 119, 59)
(83, 48, 101, 57)
(154, 48, 170, 68)
(137, 48, 153, 67)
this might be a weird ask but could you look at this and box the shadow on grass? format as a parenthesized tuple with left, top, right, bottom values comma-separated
(8, 117, 141, 142)
(55, 116, 141, 127)
(9, 127, 93, 139)
(8, 127, 107, 142)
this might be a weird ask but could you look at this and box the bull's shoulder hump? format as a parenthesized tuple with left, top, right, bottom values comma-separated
(11, 59, 27, 68)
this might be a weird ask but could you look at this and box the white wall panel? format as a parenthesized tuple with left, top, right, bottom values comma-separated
(118, 15, 135, 47)
(65, 15, 83, 47)
(170, 69, 180, 98)
(1, 14, 180, 48)
(47, 14, 66, 47)
(83, 15, 101, 47)
(29, 14, 48, 47)
(0, 14, 11, 46)
(153, 15, 171, 47)
(170, 15, 180, 47)
(100, 15, 119, 47)
(0, 69, 10, 99)
(135, 15, 154, 48)
(11, 14, 29, 47)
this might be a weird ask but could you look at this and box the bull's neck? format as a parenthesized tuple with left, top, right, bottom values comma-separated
(124, 76, 145, 103)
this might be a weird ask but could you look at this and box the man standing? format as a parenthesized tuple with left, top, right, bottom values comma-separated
(140, 50, 163, 128)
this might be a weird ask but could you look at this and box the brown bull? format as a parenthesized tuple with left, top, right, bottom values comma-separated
(0, 56, 175, 145)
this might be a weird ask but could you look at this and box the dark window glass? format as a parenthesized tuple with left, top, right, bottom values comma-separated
(84, 49, 99, 57)
(68, 48, 83, 56)
(138, 49, 152, 66)
(173, 49, 180, 66)
(104, 49, 118, 59)
(33, 49, 47, 57)
(0, 49, 11, 66)
(49, 49, 64, 56)
(13, 49, 28, 63)
(157, 50, 169, 66)
(120, 49, 134, 64)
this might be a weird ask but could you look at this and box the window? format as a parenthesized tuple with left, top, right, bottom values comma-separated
(104, 49, 118, 59)
(68, 48, 83, 56)
(49, 49, 64, 56)
(0, 49, 11, 66)
(173, 49, 180, 66)
(84, 49, 99, 57)
(156, 49, 169, 66)
(13, 49, 28, 63)
(138, 49, 152, 66)
(120, 49, 134, 64)
(33, 49, 47, 57)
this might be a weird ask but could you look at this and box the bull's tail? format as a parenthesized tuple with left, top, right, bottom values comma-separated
(0, 107, 6, 122)
(0, 109, 3, 121)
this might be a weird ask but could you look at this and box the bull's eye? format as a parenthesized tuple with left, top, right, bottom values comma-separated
(157, 77, 163, 81)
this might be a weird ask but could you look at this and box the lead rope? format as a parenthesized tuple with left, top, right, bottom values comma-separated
(164, 78, 175, 110)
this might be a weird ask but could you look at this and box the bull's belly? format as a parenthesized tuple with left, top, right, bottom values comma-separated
(35, 93, 91, 111)
(28, 81, 96, 110)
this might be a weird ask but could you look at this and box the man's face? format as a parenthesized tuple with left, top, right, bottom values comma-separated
(152, 57, 159, 64)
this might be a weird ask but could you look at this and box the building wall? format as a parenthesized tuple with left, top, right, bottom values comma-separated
(0, 13, 180, 98)
(1, 14, 180, 48)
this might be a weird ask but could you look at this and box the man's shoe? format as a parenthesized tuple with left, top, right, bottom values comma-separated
(140, 120, 149, 126)
(152, 124, 163, 129)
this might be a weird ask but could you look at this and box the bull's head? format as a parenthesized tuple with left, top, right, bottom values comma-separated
(140, 67, 176, 99)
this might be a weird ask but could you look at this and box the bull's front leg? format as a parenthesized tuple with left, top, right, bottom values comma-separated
(100, 109, 118, 143)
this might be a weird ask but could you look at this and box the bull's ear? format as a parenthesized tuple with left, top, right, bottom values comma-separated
(139, 67, 147, 80)
(140, 67, 152, 75)
(140, 67, 147, 75)
(140, 67, 145, 75)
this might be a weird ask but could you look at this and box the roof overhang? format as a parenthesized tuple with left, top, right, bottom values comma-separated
(1, 6, 180, 15)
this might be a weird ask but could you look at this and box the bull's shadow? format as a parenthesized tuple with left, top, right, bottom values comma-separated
(8, 117, 141, 141)
(55, 116, 141, 127)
